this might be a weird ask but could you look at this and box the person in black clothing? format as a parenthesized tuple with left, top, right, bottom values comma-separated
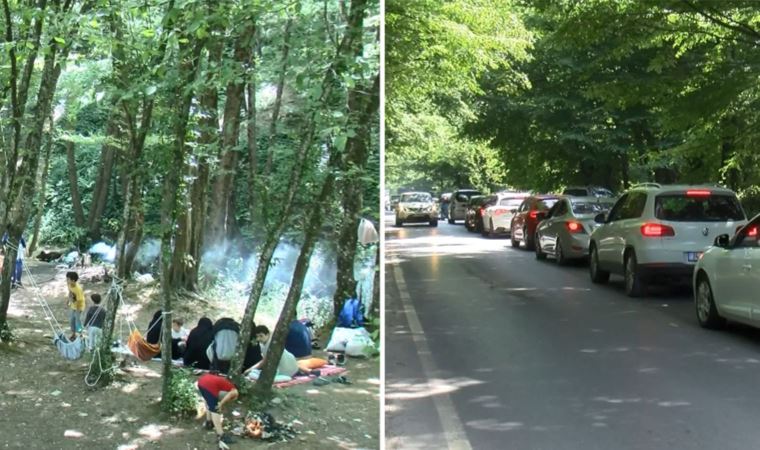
(183, 317, 214, 369)
(242, 321, 263, 371)
(146, 309, 163, 345)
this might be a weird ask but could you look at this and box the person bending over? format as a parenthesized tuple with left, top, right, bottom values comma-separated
(197, 372, 238, 446)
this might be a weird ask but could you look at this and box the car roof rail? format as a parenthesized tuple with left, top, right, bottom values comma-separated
(630, 182, 661, 189)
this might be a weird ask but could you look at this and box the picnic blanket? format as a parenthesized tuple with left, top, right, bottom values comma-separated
(273, 365, 347, 389)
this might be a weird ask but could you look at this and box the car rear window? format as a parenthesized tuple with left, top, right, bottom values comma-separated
(499, 198, 524, 208)
(400, 193, 432, 202)
(572, 201, 614, 215)
(536, 199, 558, 210)
(655, 194, 745, 222)
(563, 189, 588, 196)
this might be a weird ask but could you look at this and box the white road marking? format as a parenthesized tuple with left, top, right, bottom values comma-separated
(387, 263, 473, 450)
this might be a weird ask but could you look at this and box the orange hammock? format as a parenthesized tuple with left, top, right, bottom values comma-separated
(127, 329, 161, 361)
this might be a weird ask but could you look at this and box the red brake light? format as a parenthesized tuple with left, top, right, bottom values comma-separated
(529, 210, 538, 219)
(641, 223, 675, 237)
(479, 207, 485, 214)
(686, 190, 711, 197)
(494, 209, 506, 216)
(565, 221, 584, 234)
(749, 226, 758, 237)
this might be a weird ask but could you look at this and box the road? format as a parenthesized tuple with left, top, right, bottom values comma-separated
(385, 213, 760, 450)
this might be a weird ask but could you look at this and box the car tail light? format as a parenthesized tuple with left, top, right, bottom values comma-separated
(479, 207, 485, 215)
(736, 225, 757, 236)
(686, 190, 711, 197)
(641, 223, 675, 237)
(529, 210, 538, 219)
(565, 221, 584, 234)
(493, 209, 507, 216)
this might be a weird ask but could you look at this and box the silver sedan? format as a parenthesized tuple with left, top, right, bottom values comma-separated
(693, 214, 760, 329)
(535, 196, 614, 264)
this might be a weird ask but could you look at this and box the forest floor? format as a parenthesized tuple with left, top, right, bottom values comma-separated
(0, 260, 380, 450)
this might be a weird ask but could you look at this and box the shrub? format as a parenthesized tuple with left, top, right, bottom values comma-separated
(165, 369, 201, 418)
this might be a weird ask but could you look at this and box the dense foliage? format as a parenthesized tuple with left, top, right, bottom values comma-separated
(388, 0, 760, 213)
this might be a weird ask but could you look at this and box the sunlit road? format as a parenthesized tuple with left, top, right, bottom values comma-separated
(385, 213, 760, 450)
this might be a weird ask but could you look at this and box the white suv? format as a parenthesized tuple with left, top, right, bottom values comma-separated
(589, 184, 747, 297)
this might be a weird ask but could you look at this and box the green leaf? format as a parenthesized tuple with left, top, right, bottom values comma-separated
(146, 85, 157, 96)
(54, 37, 65, 45)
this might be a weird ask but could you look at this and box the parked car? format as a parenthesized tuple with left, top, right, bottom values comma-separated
(510, 195, 559, 250)
(589, 184, 747, 297)
(563, 186, 616, 198)
(464, 195, 493, 233)
(448, 189, 482, 223)
(693, 215, 760, 329)
(439, 192, 452, 219)
(395, 191, 438, 227)
(535, 196, 615, 264)
(481, 192, 531, 238)
(390, 195, 400, 210)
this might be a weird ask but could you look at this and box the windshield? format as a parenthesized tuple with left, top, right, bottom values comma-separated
(572, 201, 614, 215)
(537, 199, 558, 210)
(655, 194, 745, 222)
(499, 198, 525, 208)
(563, 188, 587, 196)
(400, 193, 432, 203)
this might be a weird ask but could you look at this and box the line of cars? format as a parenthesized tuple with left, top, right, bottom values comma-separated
(442, 183, 760, 334)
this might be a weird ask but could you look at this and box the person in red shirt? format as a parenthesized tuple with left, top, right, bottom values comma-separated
(197, 372, 239, 446)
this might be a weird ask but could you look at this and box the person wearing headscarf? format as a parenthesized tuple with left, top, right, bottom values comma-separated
(146, 309, 163, 345)
(183, 317, 214, 369)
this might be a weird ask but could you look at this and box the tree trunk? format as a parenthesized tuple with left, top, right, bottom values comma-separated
(255, 153, 339, 395)
(246, 79, 257, 214)
(332, 73, 379, 315)
(65, 140, 86, 228)
(87, 114, 119, 240)
(29, 120, 54, 254)
(91, 279, 122, 386)
(206, 22, 255, 250)
(230, 0, 370, 384)
(264, 15, 295, 178)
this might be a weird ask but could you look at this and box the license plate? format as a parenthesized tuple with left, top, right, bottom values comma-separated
(686, 252, 702, 262)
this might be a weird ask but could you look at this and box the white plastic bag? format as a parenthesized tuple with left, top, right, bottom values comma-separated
(345, 329, 376, 357)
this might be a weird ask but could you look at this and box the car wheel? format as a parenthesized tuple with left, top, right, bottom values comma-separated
(589, 244, 610, 284)
(481, 220, 489, 237)
(395, 217, 403, 227)
(695, 275, 725, 329)
(523, 226, 535, 250)
(535, 234, 546, 260)
(624, 251, 645, 297)
(555, 237, 568, 266)
(448, 215, 455, 224)
(510, 226, 520, 248)
(429, 219, 438, 227)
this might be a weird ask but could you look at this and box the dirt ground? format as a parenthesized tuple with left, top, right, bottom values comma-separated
(0, 260, 380, 449)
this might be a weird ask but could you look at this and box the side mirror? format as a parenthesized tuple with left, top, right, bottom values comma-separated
(714, 234, 730, 248)
(594, 213, 606, 224)
(510, 208, 517, 214)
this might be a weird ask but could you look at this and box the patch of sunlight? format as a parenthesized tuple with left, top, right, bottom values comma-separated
(365, 377, 380, 385)
(593, 396, 641, 404)
(64, 430, 84, 438)
(466, 419, 524, 431)
(579, 349, 598, 353)
(138, 423, 170, 440)
(103, 415, 121, 424)
(117, 445, 139, 450)
(592, 422, 608, 428)
(306, 389, 322, 395)
(6, 389, 35, 397)
(385, 377, 484, 401)
(326, 435, 360, 449)
(121, 383, 140, 393)
(657, 401, 691, 407)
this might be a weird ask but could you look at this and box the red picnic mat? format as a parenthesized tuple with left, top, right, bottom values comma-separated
(274, 365, 347, 389)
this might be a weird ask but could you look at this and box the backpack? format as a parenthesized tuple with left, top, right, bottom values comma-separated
(337, 298, 364, 328)
(206, 318, 240, 371)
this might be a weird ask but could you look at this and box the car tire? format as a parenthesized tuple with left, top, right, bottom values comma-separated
(589, 244, 610, 284)
(523, 226, 535, 250)
(481, 220, 489, 237)
(695, 275, 725, 329)
(624, 251, 645, 298)
(510, 226, 520, 248)
(555, 237, 568, 266)
(535, 234, 546, 260)
(395, 217, 403, 227)
(430, 219, 438, 227)
(448, 216, 455, 224)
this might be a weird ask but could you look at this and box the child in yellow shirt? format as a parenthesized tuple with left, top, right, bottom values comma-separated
(66, 271, 85, 341)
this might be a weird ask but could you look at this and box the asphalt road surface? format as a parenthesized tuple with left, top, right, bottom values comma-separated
(385, 213, 760, 450)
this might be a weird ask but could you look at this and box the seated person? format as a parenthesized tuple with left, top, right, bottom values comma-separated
(242, 321, 263, 372)
(285, 319, 313, 359)
(183, 317, 214, 369)
(171, 317, 189, 359)
(244, 325, 299, 380)
(84, 293, 106, 351)
(146, 310, 163, 345)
